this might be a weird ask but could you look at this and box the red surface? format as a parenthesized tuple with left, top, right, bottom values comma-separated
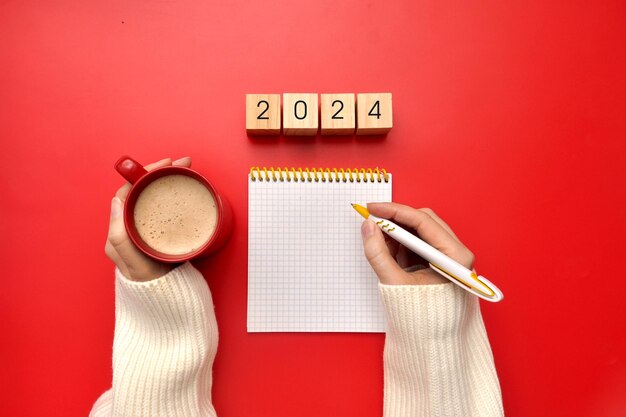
(1, 1, 625, 416)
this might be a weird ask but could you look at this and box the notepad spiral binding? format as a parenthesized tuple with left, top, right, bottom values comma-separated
(249, 166, 390, 183)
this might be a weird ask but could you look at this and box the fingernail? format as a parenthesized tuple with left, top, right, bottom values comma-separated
(361, 220, 375, 239)
(173, 156, 191, 164)
(111, 197, 122, 218)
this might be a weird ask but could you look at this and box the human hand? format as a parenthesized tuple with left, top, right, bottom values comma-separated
(360, 202, 475, 285)
(105, 156, 192, 282)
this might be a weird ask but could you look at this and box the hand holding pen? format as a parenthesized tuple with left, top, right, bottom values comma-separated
(356, 202, 503, 302)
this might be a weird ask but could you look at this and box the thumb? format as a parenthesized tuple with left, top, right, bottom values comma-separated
(361, 219, 407, 284)
(107, 197, 154, 278)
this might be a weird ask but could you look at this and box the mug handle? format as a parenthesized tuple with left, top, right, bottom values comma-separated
(115, 156, 148, 184)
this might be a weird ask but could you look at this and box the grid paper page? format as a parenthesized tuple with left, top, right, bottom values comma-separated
(247, 172, 392, 332)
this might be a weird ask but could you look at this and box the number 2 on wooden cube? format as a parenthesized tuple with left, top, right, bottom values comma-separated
(321, 93, 355, 135)
(246, 94, 281, 135)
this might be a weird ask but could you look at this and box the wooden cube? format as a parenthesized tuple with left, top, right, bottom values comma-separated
(320, 93, 355, 135)
(246, 94, 281, 135)
(356, 93, 393, 135)
(283, 93, 318, 136)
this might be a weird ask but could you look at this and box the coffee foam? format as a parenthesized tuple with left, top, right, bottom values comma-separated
(133, 174, 217, 256)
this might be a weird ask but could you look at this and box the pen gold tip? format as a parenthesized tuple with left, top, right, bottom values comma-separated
(351, 203, 370, 219)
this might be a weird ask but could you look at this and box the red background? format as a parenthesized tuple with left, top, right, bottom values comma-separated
(1, 1, 625, 416)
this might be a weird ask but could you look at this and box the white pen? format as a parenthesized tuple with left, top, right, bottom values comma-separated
(352, 204, 503, 302)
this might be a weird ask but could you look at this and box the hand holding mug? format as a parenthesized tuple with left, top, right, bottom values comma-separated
(105, 157, 191, 282)
(106, 156, 233, 282)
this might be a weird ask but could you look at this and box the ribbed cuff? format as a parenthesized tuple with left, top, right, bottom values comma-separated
(379, 282, 467, 343)
(114, 262, 206, 324)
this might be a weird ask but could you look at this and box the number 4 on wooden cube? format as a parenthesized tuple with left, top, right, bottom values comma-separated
(246, 94, 281, 135)
(356, 93, 393, 135)
(321, 93, 355, 135)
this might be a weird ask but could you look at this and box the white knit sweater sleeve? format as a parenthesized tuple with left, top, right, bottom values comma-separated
(379, 282, 503, 417)
(90, 262, 218, 417)
(91, 265, 502, 417)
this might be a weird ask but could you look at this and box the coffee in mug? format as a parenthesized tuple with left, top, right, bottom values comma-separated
(133, 174, 217, 256)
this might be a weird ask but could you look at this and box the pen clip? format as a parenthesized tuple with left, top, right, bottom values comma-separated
(429, 263, 503, 302)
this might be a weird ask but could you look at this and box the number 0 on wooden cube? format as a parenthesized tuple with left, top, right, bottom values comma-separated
(283, 93, 318, 136)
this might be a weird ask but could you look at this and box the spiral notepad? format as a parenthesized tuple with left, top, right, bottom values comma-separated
(247, 167, 392, 332)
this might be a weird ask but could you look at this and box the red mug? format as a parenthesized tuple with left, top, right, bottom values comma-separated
(114, 156, 233, 263)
